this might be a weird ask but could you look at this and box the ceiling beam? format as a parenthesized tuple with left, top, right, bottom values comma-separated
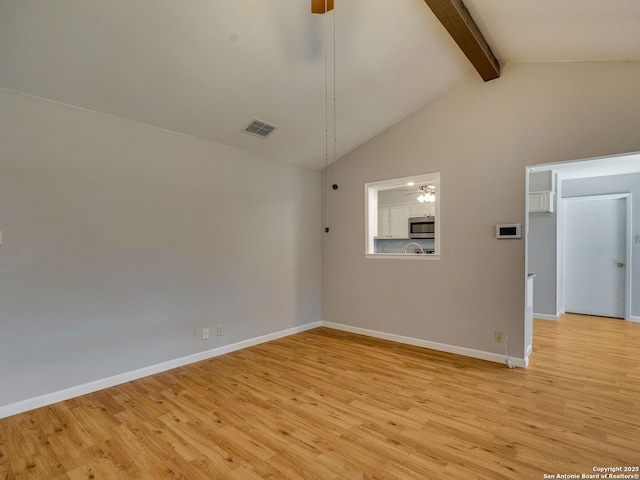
(312, 0, 334, 14)
(423, 0, 500, 82)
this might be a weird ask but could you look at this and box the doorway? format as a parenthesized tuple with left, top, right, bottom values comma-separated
(524, 151, 640, 366)
(564, 195, 629, 319)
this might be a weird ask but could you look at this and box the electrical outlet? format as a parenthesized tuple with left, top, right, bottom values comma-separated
(217, 325, 223, 336)
(494, 331, 505, 343)
(202, 328, 209, 340)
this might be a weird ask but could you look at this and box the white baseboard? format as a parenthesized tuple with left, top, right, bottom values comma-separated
(2, 319, 531, 419)
(536, 313, 640, 322)
(0, 321, 321, 420)
(320, 321, 527, 369)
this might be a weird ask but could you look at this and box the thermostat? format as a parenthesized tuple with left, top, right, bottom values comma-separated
(496, 224, 521, 239)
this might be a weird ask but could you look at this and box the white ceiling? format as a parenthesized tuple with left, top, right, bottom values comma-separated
(1, 1, 639, 170)
(466, 0, 640, 63)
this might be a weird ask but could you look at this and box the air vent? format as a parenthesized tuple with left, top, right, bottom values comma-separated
(243, 119, 278, 138)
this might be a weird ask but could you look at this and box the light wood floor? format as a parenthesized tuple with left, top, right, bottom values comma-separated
(1, 314, 639, 479)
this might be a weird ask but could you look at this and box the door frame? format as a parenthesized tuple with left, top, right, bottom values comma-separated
(560, 193, 632, 320)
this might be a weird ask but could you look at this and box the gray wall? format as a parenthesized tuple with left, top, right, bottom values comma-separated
(528, 176, 559, 317)
(0, 88, 321, 406)
(322, 61, 640, 361)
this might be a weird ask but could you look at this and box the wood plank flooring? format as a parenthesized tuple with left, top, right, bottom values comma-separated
(1, 314, 639, 479)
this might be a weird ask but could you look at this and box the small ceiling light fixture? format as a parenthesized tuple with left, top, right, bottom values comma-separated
(417, 185, 436, 203)
(242, 119, 278, 138)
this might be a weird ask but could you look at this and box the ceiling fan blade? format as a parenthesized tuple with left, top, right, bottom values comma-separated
(312, 0, 334, 14)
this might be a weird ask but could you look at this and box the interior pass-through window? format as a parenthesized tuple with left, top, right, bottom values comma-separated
(364, 172, 440, 259)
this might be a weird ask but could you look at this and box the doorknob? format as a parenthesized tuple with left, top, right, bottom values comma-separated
(617, 262, 624, 268)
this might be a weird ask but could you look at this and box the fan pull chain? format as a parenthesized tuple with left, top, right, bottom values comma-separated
(332, 3, 338, 193)
(324, 0, 330, 233)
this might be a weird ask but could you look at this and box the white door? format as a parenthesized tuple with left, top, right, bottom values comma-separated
(564, 197, 626, 318)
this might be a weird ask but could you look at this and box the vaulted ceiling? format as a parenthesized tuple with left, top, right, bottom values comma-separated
(1, 1, 639, 170)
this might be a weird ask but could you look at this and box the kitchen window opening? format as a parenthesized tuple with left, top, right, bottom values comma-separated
(364, 172, 441, 260)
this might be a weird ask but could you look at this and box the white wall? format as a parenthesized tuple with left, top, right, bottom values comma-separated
(0, 88, 321, 408)
(322, 61, 640, 363)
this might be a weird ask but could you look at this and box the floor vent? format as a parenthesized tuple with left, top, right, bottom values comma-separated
(243, 119, 278, 138)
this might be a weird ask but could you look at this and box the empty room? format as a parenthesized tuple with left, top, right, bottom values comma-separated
(1, 1, 639, 478)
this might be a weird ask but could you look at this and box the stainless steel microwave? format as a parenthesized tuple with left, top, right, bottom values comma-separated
(408, 216, 435, 239)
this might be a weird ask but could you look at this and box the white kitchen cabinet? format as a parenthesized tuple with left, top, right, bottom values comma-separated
(377, 207, 390, 237)
(410, 203, 434, 217)
(377, 205, 410, 237)
(389, 205, 409, 237)
(529, 191, 554, 213)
